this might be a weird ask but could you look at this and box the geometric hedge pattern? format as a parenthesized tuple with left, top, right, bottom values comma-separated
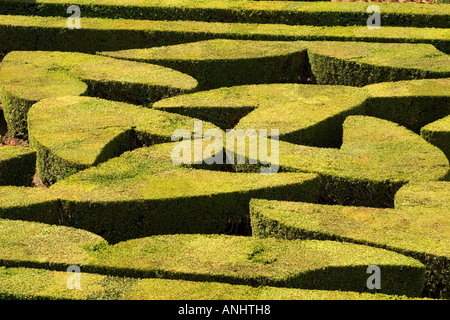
(0, 0, 449, 300)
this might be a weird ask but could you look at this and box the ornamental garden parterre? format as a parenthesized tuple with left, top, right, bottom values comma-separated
(0, 0, 448, 300)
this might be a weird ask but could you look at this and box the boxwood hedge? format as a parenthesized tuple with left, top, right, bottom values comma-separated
(307, 41, 450, 86)
(0, 219, 426, 297)
(0, 142, 320, 242)
(100, 39, 310, 90)
(421, 115, 450, 161)
(0, 266, 420, 300)
(0, 0, 448, 28)
(364, 78, 450, 133)
(153, 83, 369, 147)
(230, 115, 449, 207)
(249, 181, 450, 299)
(0, 15, 448, 54)
(0, 50, 197, 138)
(28, 96, 221, 184)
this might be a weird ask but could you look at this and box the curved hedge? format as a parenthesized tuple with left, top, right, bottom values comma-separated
(231, 115, 449, 207)
(28, 96, 221, 184)
(156, 83, 448, 207)
(0, 142, 320, 242)
(0, 218, 426, 297)
(154, 83, 369, 147)
(307, 41, 450, 86)
(0, 267, 420, 300)
(104, 40, 450, 90)
(0, 146, 36, 186)
(421, 115, 450, 161)
(0, 50, 197, 138)
(364, 78, 450, 133)
(250, 181, 450, 298)
(100, 39, 310, 90)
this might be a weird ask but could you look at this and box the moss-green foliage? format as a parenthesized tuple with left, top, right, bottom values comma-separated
(394, 181, 450, 210)
(0, 0, 448, 302)
(100, 39, 310, 90)
(365, 78, 450, 133)
(155, 82, 448, 207)
(0, 218, 106, 268)
(28, 96, 221, 184)
(0, 0, 448, 28)
(154, 83, 369, 147)
(250, 181, 450, 298)
(0, 50, 197, 138)
(1, 15, 449, 54)
(123, 277, 418, 301)
(0, 146, 36, 186)
(307, 42, 450, 87)
(0, 266, 422, 300)
(0, 142, 319, 243)
(0, 187, 60, 224)
(421, 115, 450, 161)
(0, 219, 425, 297)
(231, 115, 449, 207)
(52, 146, 319, 243)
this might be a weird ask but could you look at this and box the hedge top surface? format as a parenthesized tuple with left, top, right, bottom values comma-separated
(122, 277, 415, 301)
(0, 146, 35, 162)
(28, 96, 221, 167)
(421, 115, 450, 133)
(249, 198, 450, 258)
(97, 234, 424, 280)
(235, 115, 449, 183)
(307, 41, 450, 74)
(100, 39, 308, 62)
(364, 78, 450, 98)
(234, 85, 369, 139)
(0, 267, 418, 300)
(0, 222, 424, 295)
(49, 142, 319, 202)
(153, 83, 369, 132)
(0, 221, 421, 283)
(0, 186, 55, 209)
(0, 59, 87, 102)
(0, 218, 105, 265)
(395, 181, 450, 210)
(2, 0, 448, 17)
(0, 51, 198, 101)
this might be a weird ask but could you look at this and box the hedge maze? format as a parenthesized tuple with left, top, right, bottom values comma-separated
(0, 0, 448, 300)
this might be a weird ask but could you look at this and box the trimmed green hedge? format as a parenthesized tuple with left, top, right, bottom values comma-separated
(0, 142, 319, 242)
(154, 69, 449, 138)
(0, 50, 197, 138)
(421, 115, 450, 161)
(0, 146, 36, 186)
(155, 82, 448, 207)
(365, 78, 450, 133)
(250, 181, 450, 299)
(307, 41, 450, 87)
(395, 181, 450, 210)
(0, 15, 449, 54)
(28, 96, 221, 184)
(230, 115, 449, 207)
(1, 266, 420, 300)
(0, 0, 448, 28)
(0, 219, 426, 297)
(0, 187, 60, 224)
(154, 83, 369, 147)
(100, 39, 310, 90)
